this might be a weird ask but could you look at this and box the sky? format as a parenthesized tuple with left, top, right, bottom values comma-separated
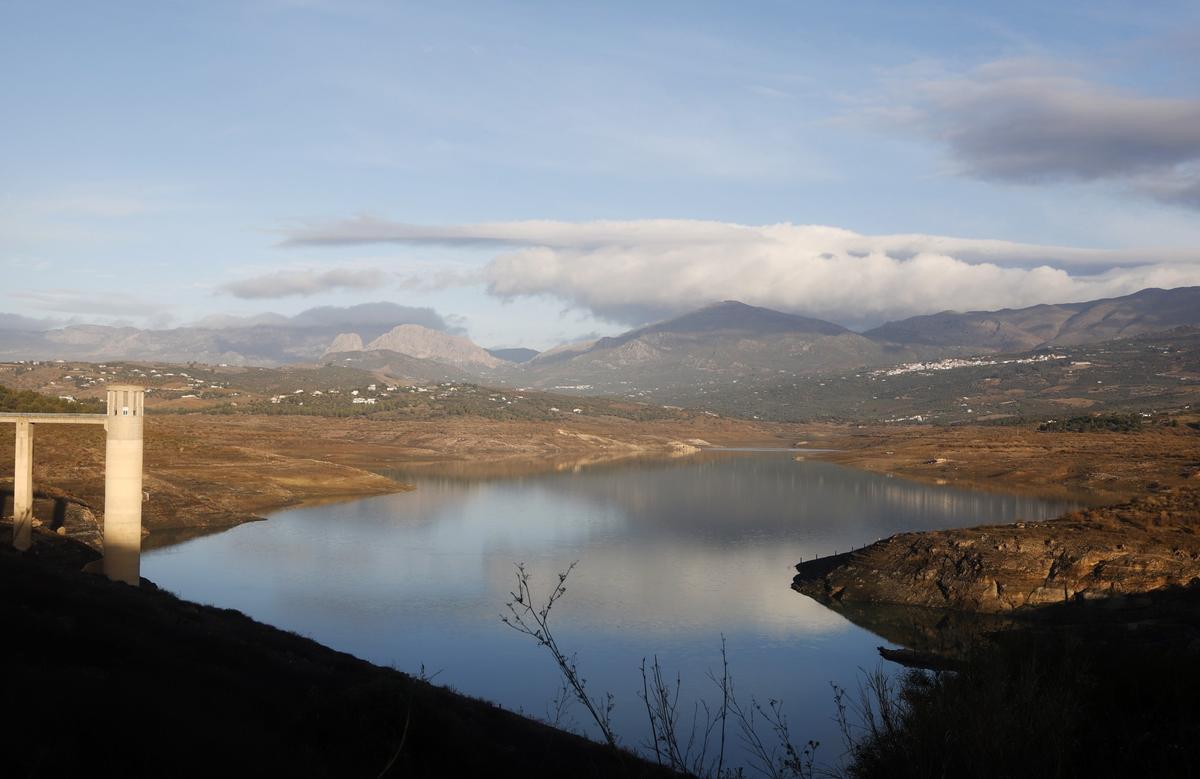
(3, 1, 1200, 349)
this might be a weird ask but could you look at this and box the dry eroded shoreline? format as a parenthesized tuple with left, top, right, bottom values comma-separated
(793, 424, 1200, 614)
(3, 413, 1195, 549)
(0, 413, 799, 544)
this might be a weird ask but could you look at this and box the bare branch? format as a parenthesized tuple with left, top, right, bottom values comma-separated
(501, 561, 618, 748)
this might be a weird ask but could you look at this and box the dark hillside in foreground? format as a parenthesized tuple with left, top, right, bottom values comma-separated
(844, 598, 1200, 779)
(0, 526, 672, 778)
(789, 487, 1200, 778)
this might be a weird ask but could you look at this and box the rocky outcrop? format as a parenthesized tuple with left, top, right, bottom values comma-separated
(366, 324, 502, 370)
(793, 490, 1200, 613)
(323, 332, 364, 355)
(0, 487, 101, 549)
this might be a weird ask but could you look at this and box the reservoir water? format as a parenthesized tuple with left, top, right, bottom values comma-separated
(144, 452, 1079, 770)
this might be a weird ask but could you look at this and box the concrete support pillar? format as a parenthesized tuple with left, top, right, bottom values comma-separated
(103, 385, 144, 586)
(13, 419, 33, 551)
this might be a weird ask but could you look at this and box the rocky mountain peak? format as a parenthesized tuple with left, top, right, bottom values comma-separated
(365, 324, 502, 369)
(323, 333, 365, 356)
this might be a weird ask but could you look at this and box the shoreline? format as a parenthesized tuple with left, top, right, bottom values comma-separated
(800, 422, 1200, 502)
(7, 413, 1195, 555)
(793, 486, 1200, 614)
(2, 412, 803, 547)
(788, 423, 1200, 617)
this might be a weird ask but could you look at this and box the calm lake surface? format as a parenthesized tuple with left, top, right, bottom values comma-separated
(144, 452, 1079, 769)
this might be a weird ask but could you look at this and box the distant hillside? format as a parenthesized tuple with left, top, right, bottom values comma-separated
(322, 348, 472, 383)
(513, 300, 910, 393)
(0, 358, 682, 423)
(867, 287, 1200, 353)
(668, 327, 1200, 423)
(487, 347, 539, 363)
(525, 338, 600, 367)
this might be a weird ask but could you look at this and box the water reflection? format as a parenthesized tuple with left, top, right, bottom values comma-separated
(382, 454, 1076, 551)
(144, 453, 1079, 768)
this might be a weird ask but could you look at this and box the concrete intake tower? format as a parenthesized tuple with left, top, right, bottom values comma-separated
(2, 384, 145, 585)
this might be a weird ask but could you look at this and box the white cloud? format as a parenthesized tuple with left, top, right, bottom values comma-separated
(282, 218, 1200, 328)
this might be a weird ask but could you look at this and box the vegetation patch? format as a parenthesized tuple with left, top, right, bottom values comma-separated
(1038, 413, 1143, 432)
(0, 383, 103, 413)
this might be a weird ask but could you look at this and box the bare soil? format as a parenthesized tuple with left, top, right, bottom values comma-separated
(804, 422, 1200, 502)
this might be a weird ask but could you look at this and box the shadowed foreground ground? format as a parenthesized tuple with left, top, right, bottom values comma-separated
(840, 586, 1200, 779)
(0, 526, 674, 778)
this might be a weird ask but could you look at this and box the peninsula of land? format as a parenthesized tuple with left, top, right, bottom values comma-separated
(789, 416, 1200, 612)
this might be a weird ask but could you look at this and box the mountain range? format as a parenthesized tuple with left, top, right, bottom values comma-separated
(2, 287, 1198, 392)
(506, 286, 1200, 394)
(865, 286, 1200, 352)
(0, 303, 457, 368)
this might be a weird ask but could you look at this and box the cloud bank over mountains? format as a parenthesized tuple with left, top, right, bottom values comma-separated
(221, 267, 389, 299)
(0, 312, 64, 332)
(195, 302, 454, 338)
(284, 217, 1200, 328)
(219, 58, 1200, 335)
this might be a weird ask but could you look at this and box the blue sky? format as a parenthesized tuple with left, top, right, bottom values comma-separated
(4, 1, 1200, 348)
